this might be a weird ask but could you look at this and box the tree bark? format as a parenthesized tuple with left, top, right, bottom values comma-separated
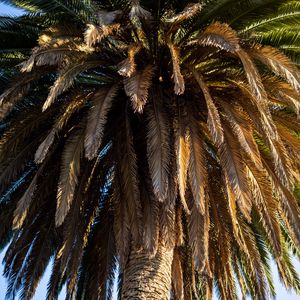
(122, 244, 174, 299)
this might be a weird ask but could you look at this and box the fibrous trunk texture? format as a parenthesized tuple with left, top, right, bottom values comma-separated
(122, 244, 174, 299)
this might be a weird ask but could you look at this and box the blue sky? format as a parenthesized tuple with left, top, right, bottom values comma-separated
(0, 2, 300, 299)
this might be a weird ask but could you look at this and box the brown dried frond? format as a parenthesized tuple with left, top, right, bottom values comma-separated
(0, 84, 29, 118)
(124, 65, 154, 112)
(168, 43, 185, 95)
(0, 108, 56, 194)
(192, 69, 224, 147)
(171, 249, 184, 300)
(219, 122, 252, 221)
(190, 22, 240, 52)
(261, 154, 300, 247)
(56, 128, 84, 227)
(246, 165, 282, 256)
(218, 100, 263, 170)
(272, 109, 300, 132)
(0, 101, 15, 121)
(35, 94, 89, 164)
(208, 174, 238, 294)
(97, 10, 122, 25)
(146, 93, 171, 202)
(0, 71, 44, 120)
(250, 45, 300, 93)
(160, 158, 177, 249)
(114, 116, 142, 245)
(232, 81, 278, 140)
(84, 23, 120, 48)
(242, 96, 292, 189)
(188, 201, 211, 275)
(118, 43, 142, 77)
(113, 173, 131, 269)
(129, 0, 152, 20)
(21, 47, 69, 73)
(175, 106, 190, 213)
(84, 85, 118, 160)
(140, 173, 159, 256)
(223, 174, 249, 254)
(276, 125, 300, 164)
(35, 128, 56, 164)
(263, 77, 300, 117)
(191, 23, 267, 104)
(239, 221, 269, 299)
(164, 3, 202, 24)
(188, 111, 207, 214)
(13, 174, 38, 229)
(270, 138, 293, 189)
(236, 49, 267, 105)
(42, 59, 100, 111)
(56, 94, 89, 131)
(22, 25, 88, 72)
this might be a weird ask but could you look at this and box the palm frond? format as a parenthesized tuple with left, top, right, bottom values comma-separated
(249, 45, 300, 93)
(0, 70, 45, 120)
(218, 100, 263, 170)
(175, 110, 190, 213)
(42, 58, 101, 111)
(190, 21, 239, 52)
(171, 249, 184, 300)
(84, 85, 118, 160)
(56, 127, 84, 227)
(34, 128, 56, 164)
(84, 23, 120, 48)
(146, 91, 170, 202)
(124, 64, 154, 112)
(189, 201, 211, 275)
(240, 10, 300, 34)
(118, 43, 141, 77)
(192, 69, 224, 147)
(168, 43, 185, 95)
(188, 109, 207, 214)
(219, 122, 252, 221)
(20, 44, 77, 73)
(129, 0, 152, 20)
(114, 114, 142, 248)
(236, 49, 267, 105)
(246, 166, 282, 256)
(140, 172, 159, 256)
(163, 3, 202, 24)
(12, 173, 38, 229)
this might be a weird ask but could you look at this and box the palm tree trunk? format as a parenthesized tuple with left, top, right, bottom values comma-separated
(122, 244, 174, 299)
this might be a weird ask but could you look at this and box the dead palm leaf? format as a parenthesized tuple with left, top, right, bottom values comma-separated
(146, 92, 170, 202)
(124, 65, 154, 112)
(168, 43, 185, 95)
(56, 128, 84, 227)
(84, 85, 118, 160)
(192, 69, 224, 147)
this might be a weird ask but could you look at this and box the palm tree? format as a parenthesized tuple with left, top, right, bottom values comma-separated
(1, 0, 300, 299)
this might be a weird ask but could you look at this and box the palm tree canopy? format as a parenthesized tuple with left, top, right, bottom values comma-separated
(1, 0, 300, 299)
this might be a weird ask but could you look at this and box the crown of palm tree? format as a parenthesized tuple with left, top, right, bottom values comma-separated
(1, 0, 300, 299)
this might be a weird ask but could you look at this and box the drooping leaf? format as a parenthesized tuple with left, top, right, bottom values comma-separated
(168, 43, 185, 95)
(56, 128, 84, 227)
(146, 91, 170, 202)
(84, 23, 120, 48)
(84, 85, 118, 160)
(188, 111, 207, 214)
(192, 69, 224, 147)
(124, 64, 154, 113)
(219, 122, 252, 221)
